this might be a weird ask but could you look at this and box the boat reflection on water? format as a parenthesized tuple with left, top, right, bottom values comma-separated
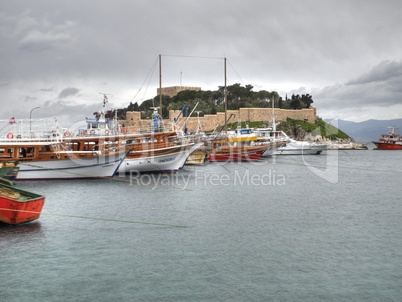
(0, 221, 43, 238)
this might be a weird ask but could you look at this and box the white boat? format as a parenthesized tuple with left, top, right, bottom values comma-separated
(81, 102, 203, 174)
(275, 138, 327, 155)
(17, 151, 126, 180)
(252, 95, 327, 155)
(119, 139, 202, 174)
(0, 140, 126, 180)
(254, 127, 327, 155)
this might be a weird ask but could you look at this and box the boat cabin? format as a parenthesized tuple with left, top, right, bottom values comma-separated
(0, 142, 69, 161)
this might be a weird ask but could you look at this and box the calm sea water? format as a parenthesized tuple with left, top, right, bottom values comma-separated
(1, 149, 402, 302)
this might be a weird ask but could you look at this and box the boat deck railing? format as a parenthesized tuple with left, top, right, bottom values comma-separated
(0, 118, 63, 141)
(1, 118, 181, 142)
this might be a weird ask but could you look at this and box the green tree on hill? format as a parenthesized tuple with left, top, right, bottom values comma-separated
(124, 83, 314, 118)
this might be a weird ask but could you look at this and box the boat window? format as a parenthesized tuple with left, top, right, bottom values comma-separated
(19, 148, 27, 158)
(39, 146, 51, 152)
(0, 148, 14, 158)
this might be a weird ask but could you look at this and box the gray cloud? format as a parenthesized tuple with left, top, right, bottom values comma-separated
(347, 60, 402, 85)
(58, 87, 80, 99)
(315, 59, 402, 108)
(19, 25, 74, 51)
(40, 86, 56, 92)
(1, 0, 402, 123)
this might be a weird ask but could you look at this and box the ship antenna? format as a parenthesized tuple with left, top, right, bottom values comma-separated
(99, 92, 112, 108)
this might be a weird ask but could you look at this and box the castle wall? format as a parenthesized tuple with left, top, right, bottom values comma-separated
(120, 107, 316, 132)
(168, 107, 317, 132)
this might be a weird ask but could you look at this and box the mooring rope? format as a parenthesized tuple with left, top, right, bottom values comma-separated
(0, 208, 188, 228)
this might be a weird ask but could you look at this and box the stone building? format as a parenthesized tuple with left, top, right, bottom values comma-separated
(156, 86, 201, 98)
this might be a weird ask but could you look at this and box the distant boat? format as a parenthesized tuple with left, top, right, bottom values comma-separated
(0, 178, 45, 224)
(372, 126, 402, 150)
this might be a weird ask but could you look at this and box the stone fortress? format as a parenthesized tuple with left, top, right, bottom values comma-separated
(120, 86, 317, 132)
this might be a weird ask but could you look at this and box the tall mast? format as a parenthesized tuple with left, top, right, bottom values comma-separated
(272, 95, 276, 132)
(272, 95, 276, 131)
(224, 57, 227, 132)
(159, 54, 162, 116)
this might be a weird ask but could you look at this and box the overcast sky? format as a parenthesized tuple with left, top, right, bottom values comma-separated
(1, 0, 402, 127)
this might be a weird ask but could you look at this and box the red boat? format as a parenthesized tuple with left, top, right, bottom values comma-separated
(0, 180, 45, 225)
(206, 131, 269, 162)
(372, 126, 402, 150)
(208, 148, 266, 161)
(208, 145, 267, 162)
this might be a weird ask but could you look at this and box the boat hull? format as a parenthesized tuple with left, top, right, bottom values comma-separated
(260, 142, 286, 157)
(16, 153, 126, 180)
(208, 146, 266, 162)
(0, 184, 45, 224)
(274, 143, 327, 155)
(118, 143, 202, 173)
(373, 142, 402, 150)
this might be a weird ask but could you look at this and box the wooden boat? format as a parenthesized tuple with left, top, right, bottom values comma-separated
(63, 126, 201, 174)
(0, 109, 127, 179)
(0, 179, 45, 224)
(1, 97, 200, 175)
(62, 101, 202, 173)
(0, 139, 126, 180)
(201, 60, 268, 162)
(372, 126, 402, 150)
(207, 135, 268, 162)
(185, 147, 208, 165)
(208, 144, 267, 162)
(181, 112, 209, 165)
(0, 160, 19, 181)
(121, 132, 202, 173)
